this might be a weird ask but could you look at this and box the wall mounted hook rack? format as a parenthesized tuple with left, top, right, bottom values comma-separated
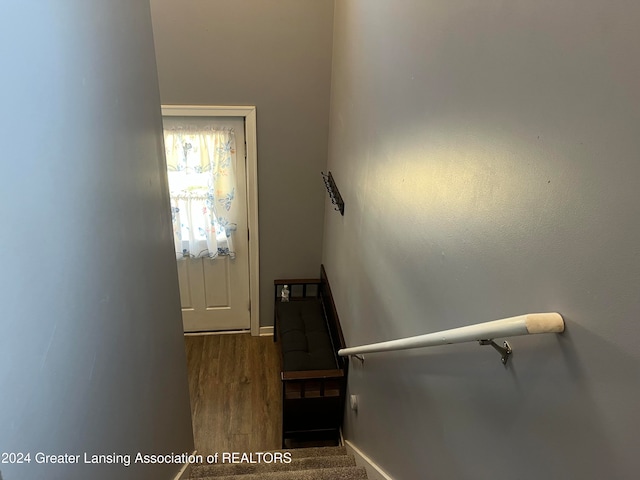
(321, 171, 344, 215)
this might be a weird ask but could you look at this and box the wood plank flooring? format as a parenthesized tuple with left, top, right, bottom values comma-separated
(185, 333, 282, 455)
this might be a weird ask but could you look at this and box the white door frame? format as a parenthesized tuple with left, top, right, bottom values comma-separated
(161, 105, 261, 336)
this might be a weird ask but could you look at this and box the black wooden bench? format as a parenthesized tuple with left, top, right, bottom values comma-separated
(273, 265, 348, 448)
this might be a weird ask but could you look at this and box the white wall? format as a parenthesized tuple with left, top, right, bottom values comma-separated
(150, 0, 335, 326)
(324, 1, 640, 479)
(0, 2, 193, 479)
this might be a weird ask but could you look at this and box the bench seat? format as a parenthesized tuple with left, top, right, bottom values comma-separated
(273, 266, 347, 448)
(276, 300, 337, 372)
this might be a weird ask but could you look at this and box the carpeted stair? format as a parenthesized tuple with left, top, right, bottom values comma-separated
(190, 446, 368, 480)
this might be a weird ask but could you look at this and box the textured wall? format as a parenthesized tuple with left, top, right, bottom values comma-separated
(150, 0, 335, 327)
(0, 2, 193, 479)
(324, 1, 640, 479)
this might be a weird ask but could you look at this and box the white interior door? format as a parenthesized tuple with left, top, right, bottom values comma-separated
(163, 116, 251, 332)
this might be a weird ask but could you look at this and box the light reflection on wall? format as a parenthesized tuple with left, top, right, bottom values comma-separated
(367, 129, 559, 231)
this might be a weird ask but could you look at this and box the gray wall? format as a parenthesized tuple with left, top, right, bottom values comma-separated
(150, 0, 335, 326)
(0, 2, 193, 479)
(324, 1, 640, 479)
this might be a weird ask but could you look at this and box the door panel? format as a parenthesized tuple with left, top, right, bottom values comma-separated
(163, 116, 251, 332)
(204, 257, 230, 308)
(176, 258, 194, 308)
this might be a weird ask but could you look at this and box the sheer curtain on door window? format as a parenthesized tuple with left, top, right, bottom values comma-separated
(163, 125, 238, 259)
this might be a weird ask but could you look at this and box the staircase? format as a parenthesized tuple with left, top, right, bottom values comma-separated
(190, 446, 368, 480)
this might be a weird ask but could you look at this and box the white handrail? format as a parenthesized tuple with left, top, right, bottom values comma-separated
(338, 313, 564, 358)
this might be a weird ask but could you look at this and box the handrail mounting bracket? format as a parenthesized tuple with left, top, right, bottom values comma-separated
(479, 339, 512, 365)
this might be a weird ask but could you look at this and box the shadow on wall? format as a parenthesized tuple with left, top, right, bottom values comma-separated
(345, 320, 638, 479)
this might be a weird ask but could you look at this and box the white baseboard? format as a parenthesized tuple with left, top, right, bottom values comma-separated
(344, 440, 394, 480)
(259, 326, 274, 336)
(184, 329, 250, 337)
(172, 450, 197, 480)
(183, 327, 273, 337)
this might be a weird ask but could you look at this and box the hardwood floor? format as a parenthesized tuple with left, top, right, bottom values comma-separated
(185, 333, 282, 455)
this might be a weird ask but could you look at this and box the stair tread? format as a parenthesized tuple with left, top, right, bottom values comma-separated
(193, 446, 346, 462)
(191, 465, 368, 480)
(278, 446, 347, 458)
(190, 454, 356, 477)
